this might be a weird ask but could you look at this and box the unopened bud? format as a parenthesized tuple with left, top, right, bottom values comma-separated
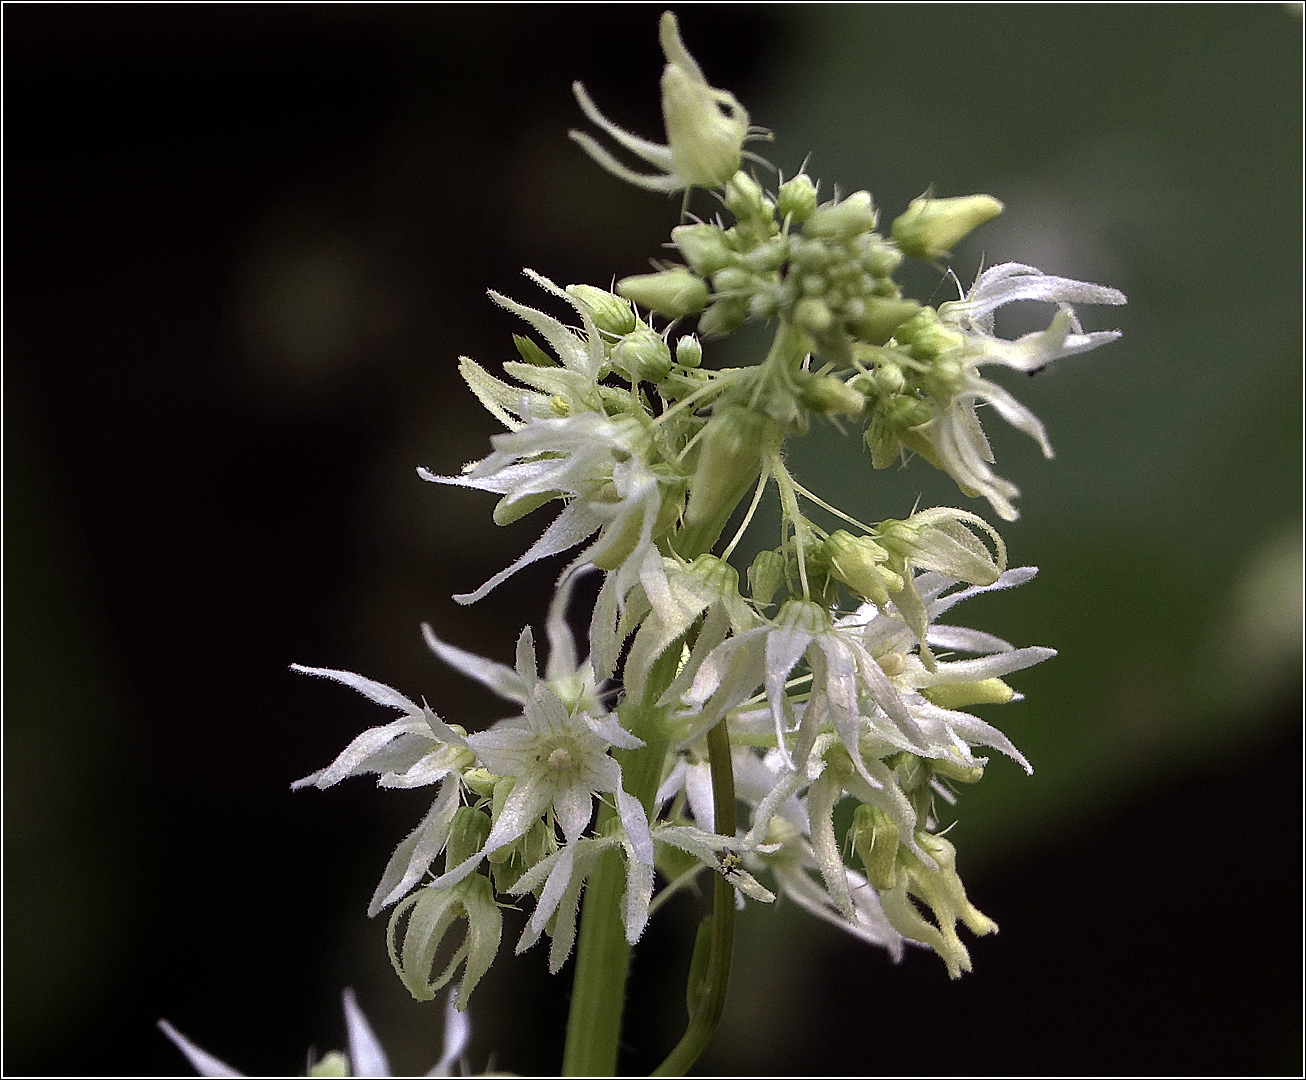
(849, 803, 900, 891)
(446, 806, 492, 869)
(748, 548, 786, 605)
(513, 334, 557, 367)
(723, 170, 768, 220)
(618, 268, 709, 318)
(610, 327, 673, 384)
(892, 193, 1004, 261)
(851, 296, 922, 346)
(677, 405, 772, 557)
(566, 284, 637, 335)
(799, 375, 866, 416)
(672, 223, 734, 276)
(923, 678, 1014, 711)
(675, 334, 703, 368)
(776, 173, 819, 223)
(825, 530, 902, 607)
(697, 296, 749, 337)
(804, 190, 876, 239)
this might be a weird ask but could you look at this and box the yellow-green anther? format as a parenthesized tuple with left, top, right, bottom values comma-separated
(851, 296, 921, 346)
(892, 193, 1004, 261)
(513, 334, 557, 367)
(849, 802, 900, 891)
(617, 268, 709, 319)
(446, 806, 493, 869)
(776, 173, 819, 223)
(804, 190, 877, 239)
(799, 375, 866, 416)
(924, 677, 1015, 711)
(610, 327, 673, 384)
(675, 334, 702, 368)
(748, 548, 786, 605)
(672, 223, 734, 276)
(565, 284, 638, 335)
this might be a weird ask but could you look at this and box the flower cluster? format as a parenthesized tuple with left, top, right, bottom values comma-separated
(289, 7, 1125, 1055)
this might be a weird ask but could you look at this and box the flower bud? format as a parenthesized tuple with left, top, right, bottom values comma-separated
(793, 296, 833, 334)
(513, 334, 557, 367)
(388, 873, 503, 1007)
(849, 802, 900, 891)
(675, 334, 703, 368)
(565, 284, 637, 335)
(697, 296, 749, 337)
(825, 530, 903, 607)
(446, 806, 493, 869)
(798, 375, 866, 417)
(850, 296, 922, 346)
(928, 755, 986, 785)
(923, 678, 1014, 711)
(617, 268, 709, 319)
(776, 173, 819, 223)
(723, 170, 768, 220)
(747, 548, 787, 605)
(672, 223, 734, 276)
(677, 405, 773, 557)
(659, 12, 750, 188)
(891, 193, 1004, 261)
(804, 190, 877, 240)
(610, 327, 673, 384)
(876, 508, 1005, 587)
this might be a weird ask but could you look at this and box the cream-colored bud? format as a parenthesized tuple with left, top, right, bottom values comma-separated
(659, 13, 750, 188)
(566, 284, 638, 336)
(892, 193, 1004, 261)
(672, 223, 734, 276)
(617, 268, 709, 318)
(804, 190, 877, 239)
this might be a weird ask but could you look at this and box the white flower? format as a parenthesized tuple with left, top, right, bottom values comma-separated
(421, 410, 672, 605)
(569, 12, 751, 192)
(927, 262, 1126, 520)
(159, 987, 472, 1077)
(290, 665, 475, 917)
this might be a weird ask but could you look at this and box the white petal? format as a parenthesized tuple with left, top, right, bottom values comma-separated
(157, 1020, 244, 1077)
(422, 624, 527, 703)
(426, 988, 472, 1077)
(453, 503, 604, 606)
(616, 787, 655, 866)
(369, 776, 462, 916)
(343, 988, 391, 1078)
(291, 664, 422, 716)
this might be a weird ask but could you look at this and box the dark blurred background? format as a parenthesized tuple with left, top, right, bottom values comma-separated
(5, 5, 1301, 1076)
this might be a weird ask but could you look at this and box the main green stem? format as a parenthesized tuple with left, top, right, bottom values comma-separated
(561, 646, 679, 1076)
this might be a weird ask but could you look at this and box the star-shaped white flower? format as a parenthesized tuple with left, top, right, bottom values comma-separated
(927, 262, 1126, 520)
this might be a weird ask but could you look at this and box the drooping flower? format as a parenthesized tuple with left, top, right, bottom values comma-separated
(159, 987, 472, 1077)
(569, 12, 752, 192)
(905, 262, 1126, 520)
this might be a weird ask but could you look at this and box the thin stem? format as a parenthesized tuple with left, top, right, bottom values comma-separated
(769, 449, 810, 599)
(650, 719, 737, 1077)
(788, 477, 876, 534)
(719, 462, 771, 562)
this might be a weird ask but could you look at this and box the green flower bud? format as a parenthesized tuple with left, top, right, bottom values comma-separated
(872, 361, 906, 397)
(793, 296, 833, 334)
(617, 268, 709, 318)
(929, 754, 987, 785)
(849, 802, 900, 891)
(877, 508, 1005, 587)
(746, 236, 790, 273)
(446, 806, 493, 870)
(675, 334, 703, 368)
(804, 190, 877, 240)
(891, 193, 1004, 261)
(493, 487, 562, 526)
(672, 223, 734, 276)
(825, 529, 903, 607)
(711, 266, 754, 295)
(798, 375, 866, 416)
(591, 474, 685, 571)
(565, 284, 637, 335)
(723, 170, 769, 220)
(776, 173, 819, 223)
(850, 296, 922, 346)
(697, 296, 749, 337)
(860, 236, 904, 277)
(677, 405, 774, 557)
(461, 767, 499, 799)
(513, 334, 557, 367)
(923, 678, 1015, 711)
(747, 548, 787, 605)
(610, 327, 673, 384)
(789, 237, 832, 272)
(748, 291, 779, 321)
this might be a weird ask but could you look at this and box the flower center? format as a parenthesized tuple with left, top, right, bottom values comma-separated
(547, 747, 573, 772)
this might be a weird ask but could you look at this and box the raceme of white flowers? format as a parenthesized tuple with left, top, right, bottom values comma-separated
(291, 8, 1125, 1020)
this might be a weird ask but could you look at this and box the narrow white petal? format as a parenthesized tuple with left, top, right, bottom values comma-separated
(157, 1020, 244, 1077)
(291, 664, 422, 716)
(571, 82, 677, 167)
(453, 503, 603, 605)
(616, 786, 655, 866)
(422, 624, 527, 703)
(343, 988, 391, 1078)
(426, 988, 472, 1077)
